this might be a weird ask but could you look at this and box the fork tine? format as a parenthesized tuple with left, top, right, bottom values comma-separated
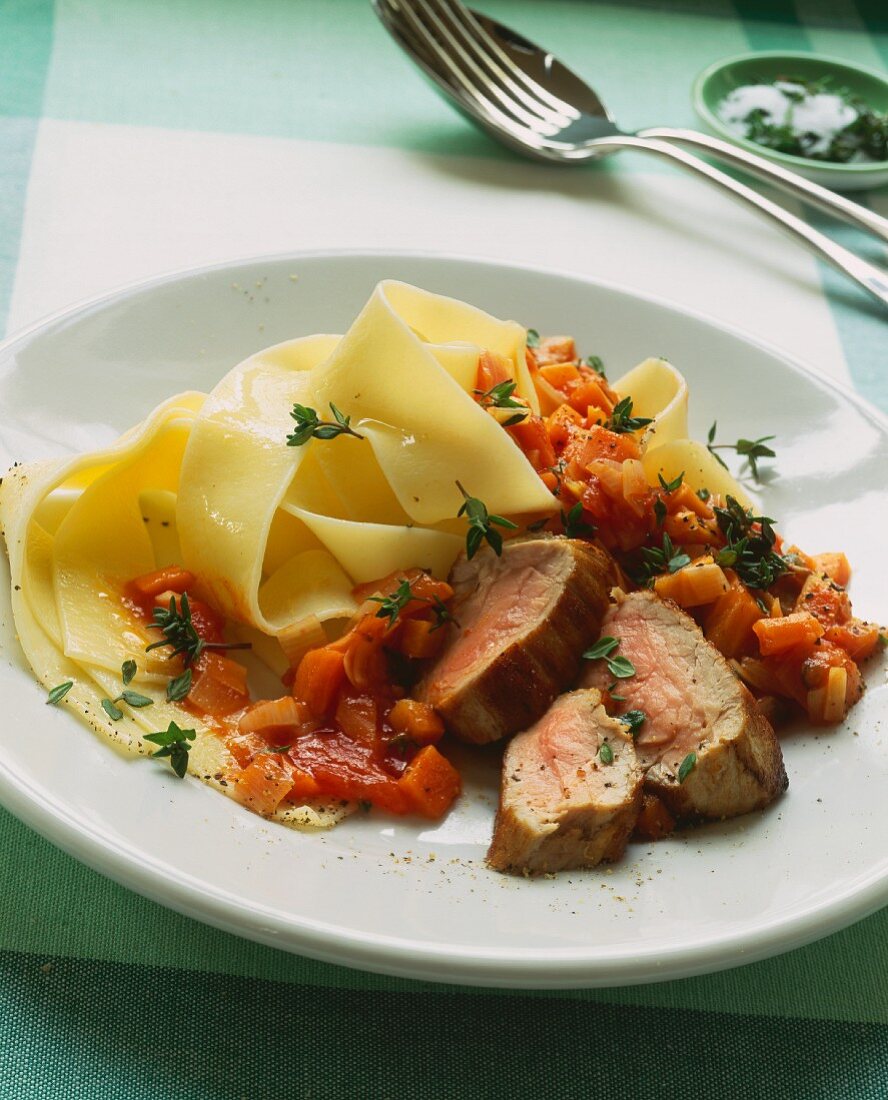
(393, 0, 563, 137)
(426, 0, 581, 125)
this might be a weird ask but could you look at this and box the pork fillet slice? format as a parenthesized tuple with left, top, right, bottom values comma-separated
(487, 689, 642, 875)
(418, 537, 612, 744)
(580, 590, 787, 820)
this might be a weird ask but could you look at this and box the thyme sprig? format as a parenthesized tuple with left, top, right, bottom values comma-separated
(473, 379, 529, 426)
(605, 397, 653, 436)
(560, 501, 595, 539)
(456, 482, 518, 559)
(633, 532, 691, 585)
(369, 577, 454, 631)
(707, 422, 776, 481)
(583, 636, 636, 679)
(145, 721, 197, 779)
(146, 592, 251, 667)
(713, 496, 787, 590)
(286, 402, 364, 447)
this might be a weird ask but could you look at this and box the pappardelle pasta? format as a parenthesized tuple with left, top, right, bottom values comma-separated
(1, 282, 880, 838)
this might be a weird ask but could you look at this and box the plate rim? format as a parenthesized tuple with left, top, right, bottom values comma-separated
(1, 246, 885, 989)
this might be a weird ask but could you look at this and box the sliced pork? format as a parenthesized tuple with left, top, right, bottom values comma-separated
(580, 589, 787, 821)
(487, 689, 642, 875)
(419, 537, 613, 744)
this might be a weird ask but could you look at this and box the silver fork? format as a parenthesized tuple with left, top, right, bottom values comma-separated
(374, 0, 888, 310)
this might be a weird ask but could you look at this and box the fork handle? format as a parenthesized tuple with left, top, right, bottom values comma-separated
(639, 126, 888, 245)
(592, 135, 888, 309)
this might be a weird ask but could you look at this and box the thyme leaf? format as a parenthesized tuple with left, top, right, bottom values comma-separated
(46, 681, 73, 706)
(166, 669, 192, 703)
(677, 752, 697, 784)
(456, 482, 518, 559)
(286, 402, 364, 447)
(707, 422, 776, 481)
(621, 710, 646, 736)
(560, 501, 594, 539)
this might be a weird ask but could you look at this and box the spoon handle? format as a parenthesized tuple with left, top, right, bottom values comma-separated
(595, 135, 888, 310)
(639, 126, 888, 246)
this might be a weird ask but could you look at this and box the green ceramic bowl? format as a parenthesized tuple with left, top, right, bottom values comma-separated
(693, 51, 888, 192)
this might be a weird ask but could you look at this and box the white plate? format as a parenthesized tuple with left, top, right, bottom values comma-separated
(1, 251, 886, 989)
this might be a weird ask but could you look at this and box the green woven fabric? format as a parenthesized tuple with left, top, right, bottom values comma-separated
(1, 1, 887, 1096)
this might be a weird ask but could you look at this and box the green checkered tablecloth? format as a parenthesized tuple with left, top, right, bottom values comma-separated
(2, 1, 887, 1096)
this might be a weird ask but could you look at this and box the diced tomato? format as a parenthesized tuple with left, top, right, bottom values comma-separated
(130, 567, 196, 599)
(189, 652, 250, 717)
(288, 728, 411, 815)
(233, 755, 295, 816)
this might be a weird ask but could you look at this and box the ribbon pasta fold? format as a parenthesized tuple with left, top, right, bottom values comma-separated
(0, 279, 749, 829)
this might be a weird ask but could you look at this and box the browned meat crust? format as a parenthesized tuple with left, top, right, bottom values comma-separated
(419, 537, 613, 745)
(487, 689, 642, 875)
(581, 589, 788, 822)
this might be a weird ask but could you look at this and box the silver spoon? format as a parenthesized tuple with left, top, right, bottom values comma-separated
(374, 0, 888, 309)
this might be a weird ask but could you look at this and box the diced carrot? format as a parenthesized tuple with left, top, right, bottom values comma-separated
(538, 363, 582, 390)
(812, 552, 851, 588)
(188, 653, 250, 717)
(398, 618, 446, 659)
(238, 696, 312, 736)
(783, 544, 818, 571)
(131, 566, 195, 598)
(568, 379, 614, 417)
(663, 510, 718, 545)
(538, 336, 577, 365)
(634, 793, 676, 841)
(404, 573, 452, 606)
(397, 745, 461, 819)
(509, 415, 556, 470)
(704, 584, 764, 658)
(667, 484, 715, 520)
(545, 403, 583, 447)
(294, 647, 346, 716)
(795, 575, 851, 627)
(575, 425, 641, 465)
(654, 559, 730, 608)
(824, 620, 882, 663)
(233, 756, 294, 816)
(753, 611, 824, 656)
(388, 699, 445, 745)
